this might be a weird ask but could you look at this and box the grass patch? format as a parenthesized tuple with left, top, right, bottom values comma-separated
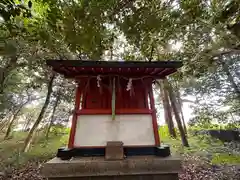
(0, 126, 239, 170)
(211, 153, 240, 164)
(0, 130, 68, 169)
(159, 126, 240, 165)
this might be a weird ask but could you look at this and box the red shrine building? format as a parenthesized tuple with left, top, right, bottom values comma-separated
(46, 60, 182, 159)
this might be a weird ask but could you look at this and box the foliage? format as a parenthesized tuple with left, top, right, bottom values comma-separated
(189, 122, 240, 131)
(0, 0, 32, 22)
(0, 0, 240, 177)
(158, 125, 171, 140)
(113, 0, 240, 125)
(0, 0, 239, 137)
(1, 128, 240, 179)
(160, 125, 240, 165)
(0, 127, 68, 169)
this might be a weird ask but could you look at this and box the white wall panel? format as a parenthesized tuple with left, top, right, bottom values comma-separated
(74, 114, 155, 147)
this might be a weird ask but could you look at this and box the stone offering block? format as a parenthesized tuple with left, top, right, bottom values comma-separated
(105, 141, 124, 160)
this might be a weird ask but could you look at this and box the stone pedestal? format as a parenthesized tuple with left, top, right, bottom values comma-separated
(41, 156, 181, 180)
(105, 141, 124, 160)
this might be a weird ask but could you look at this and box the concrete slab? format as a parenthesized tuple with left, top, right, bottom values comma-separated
(46, 174, 179, 180)
(41, 155, 182, 179)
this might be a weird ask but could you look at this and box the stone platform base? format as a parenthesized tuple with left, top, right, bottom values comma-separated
(47, 174, 178, 180)
(41, 156, 181, 180)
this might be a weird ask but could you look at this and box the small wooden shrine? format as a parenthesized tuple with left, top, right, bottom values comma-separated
(41, 60, 183, 180)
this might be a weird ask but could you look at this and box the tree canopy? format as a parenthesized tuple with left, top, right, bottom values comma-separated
(0, 0, 240, 149)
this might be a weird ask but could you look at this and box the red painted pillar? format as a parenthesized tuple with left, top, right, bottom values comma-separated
(148, 81, 161, 147)
(145, 85, 150, 109)
(68, 83, 82, 149)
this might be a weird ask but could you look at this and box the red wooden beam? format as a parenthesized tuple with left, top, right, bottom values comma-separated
(157, 68, 173, 76)
(81, 77, 90, 109)
(145, 85, 149, 109)
(150, 68, 164, 75)
(73, 145, 156, 148)
(68, 83, 82, 149)
(144, 67, 154, 74)
(159, 68, 176, 77)
(76, 109, 152, 115)
(72, 74, 160, 79)
(148, 82, 161, 146)
(72, 67, 79, 73)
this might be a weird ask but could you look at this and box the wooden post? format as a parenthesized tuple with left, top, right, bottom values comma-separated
(148, 80, 160, 146)
(68, 83, 82, 149)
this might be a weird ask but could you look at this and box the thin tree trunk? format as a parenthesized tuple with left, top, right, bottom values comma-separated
(45, 92, 60, 139)
(0, 67, 6, 94)
(4, 100, 30, 139)
(4, 114, 18, 139)
(165, 78, 189, 147)
(0, 114, 10, 131)
(220, 58, 240, 100)
(179, 105, 187, 134)
(0, 56, 18, 94)
(175, 87, 187, 134)
(0, 122, 7, 131)
(3, 114, 14, 139)
(22, 74, 55, 152)
(23, 117, 32, 131)
(159, 80, 176, 138)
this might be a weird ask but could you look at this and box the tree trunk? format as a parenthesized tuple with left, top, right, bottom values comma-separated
(0, 67, 6, 94)
(45, 92, 60, 139)
(179, 105, 187, 134)
(4, 114, 15, 139)
(220, 58, 240, 100)
(175, 87, 187, 134)
(0, 121, 6, 131)
(22, 74, 55, 152)
(4, 100, 30, 139)
(159, 80, 176, 138)
(0, 114, 10, 131)
(0, 56, 18, 94)
(23, 116, 32, 132)
(165, 78, 189, 147)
